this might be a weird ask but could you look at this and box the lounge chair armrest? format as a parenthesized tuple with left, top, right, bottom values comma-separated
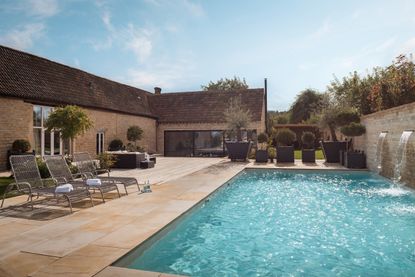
(71, 172, 84, 180)
(96, 168, 110, 177)
(11, 182, 32, 193)
(52, 177, 68, 184)
(82, 172, 94, 179)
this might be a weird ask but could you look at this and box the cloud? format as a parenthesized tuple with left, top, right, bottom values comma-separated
(374, 37, 396, 53)
(298, 62, 318, 71)
(399, 37, 415, 55)
(182, 0, 205, 17)
(101, 9, 114, 32)
(310, 19, 331, 39)
(0, 23, 45, 50)
(124, 58, 196, 89)
(73, 58, 81, 68)
(123, 24, 153, 62)
(27, 0, 59, 18)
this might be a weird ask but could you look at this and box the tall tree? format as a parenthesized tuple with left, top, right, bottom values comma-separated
(202, 76, 248, 91)
(45, 105, 93, 155)
(289, 89, 323, 123)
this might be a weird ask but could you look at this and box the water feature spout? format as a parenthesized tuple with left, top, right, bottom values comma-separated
(375, 131, 388, 173)
(394, 130, 414, 183)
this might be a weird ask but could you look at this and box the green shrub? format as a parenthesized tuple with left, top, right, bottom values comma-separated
(274, 128, 296, 146)
(301, 132, 316, 149)
(268, 147, 276, 159)
(109, 139, 123, 151)
(12, 139, 31, 153)
(97, 152, 116, 170)
(340, 122, 366, 137)
(36, 157, 50, 178)
(334, 110, 360, 126)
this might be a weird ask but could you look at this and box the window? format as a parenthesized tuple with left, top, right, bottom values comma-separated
(164, 130, 226, 157)
(33, 105, 68, 156)
(96, 132, 105, 154)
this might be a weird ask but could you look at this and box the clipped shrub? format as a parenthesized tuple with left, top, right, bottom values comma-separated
(36, 157, 50, 178)
(340, 122, 366, 137)
(301, 132, 316, 149)
(257, 133, 269, 144)
(109, 139, 123, 151)
(274, 128, 296, 146)
(334, 110, 360, 126)
(12, 139, 31, 153)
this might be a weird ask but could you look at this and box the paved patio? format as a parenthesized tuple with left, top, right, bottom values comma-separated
(0, 157, 351, 277)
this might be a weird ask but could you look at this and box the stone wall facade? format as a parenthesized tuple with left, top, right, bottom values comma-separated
(0, 96, 157, 171)
(75, 108, 157, 155)
(0, 97, 33, 170)
(354, 102, 415, 188)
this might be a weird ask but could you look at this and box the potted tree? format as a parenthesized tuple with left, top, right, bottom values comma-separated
(340, 122, 366, 168)
(224, 97, 253, 161)
(301, 131, 316, 163)
(255, 132, 269, 163)
(274, 128, 296, 163)
(319, 108, 357, 163)
(126, 126, 144, 152)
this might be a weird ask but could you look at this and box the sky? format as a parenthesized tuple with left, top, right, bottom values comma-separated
(1, 0, 415, 111)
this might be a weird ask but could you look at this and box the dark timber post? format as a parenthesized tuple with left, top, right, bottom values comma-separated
(264, 78, 268, 134)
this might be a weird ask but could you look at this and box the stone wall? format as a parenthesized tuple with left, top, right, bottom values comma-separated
(75, 108, 157, 156)
(354, 102, 415, 188)
(0, 97, 157, 170)
(0, 97, 33, 170)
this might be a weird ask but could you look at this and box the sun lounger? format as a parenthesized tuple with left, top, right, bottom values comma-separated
(44, 155, 121, 203)
(73, 152, 142, 194)
(1, 155, 93, 213)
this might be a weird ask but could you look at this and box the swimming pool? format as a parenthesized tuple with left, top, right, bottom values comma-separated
(114, 170, 415, 276)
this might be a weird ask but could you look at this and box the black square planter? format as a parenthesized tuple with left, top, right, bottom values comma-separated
(302, 149, 315, 163)
(320, 141, 347, 163)
(226, 141, 252, 162)
(277, 146, 294, 163)
(345, 152, 366, 169)
(255, 150, 268, 163)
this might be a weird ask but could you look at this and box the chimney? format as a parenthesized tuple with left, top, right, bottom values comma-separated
(154, 87, 162, 95)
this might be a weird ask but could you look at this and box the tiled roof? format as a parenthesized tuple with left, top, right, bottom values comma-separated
(0, 45, 265, 124)
(0, 45, 155, 118)
(151, 89, 264, 123)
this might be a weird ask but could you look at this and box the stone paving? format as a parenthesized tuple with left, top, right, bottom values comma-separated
(0, 157, 351, 277)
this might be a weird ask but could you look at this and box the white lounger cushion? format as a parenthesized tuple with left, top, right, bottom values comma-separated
(55, 184, 74, 193)
(86, 178, 102, 186)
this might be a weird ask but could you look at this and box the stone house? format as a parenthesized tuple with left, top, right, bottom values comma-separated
(0, 45, 266, 170)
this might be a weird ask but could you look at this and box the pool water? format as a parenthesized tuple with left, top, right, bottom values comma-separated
(116, 170, 415, 276)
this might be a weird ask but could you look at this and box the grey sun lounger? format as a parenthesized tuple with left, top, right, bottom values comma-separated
(1, 155, 93, 213)
(73, 152, 141, 195)
(44, 155, 121, 203)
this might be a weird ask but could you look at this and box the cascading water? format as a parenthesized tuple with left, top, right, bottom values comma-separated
(375, 131, 388, 173)
(393, 130, 414, 183)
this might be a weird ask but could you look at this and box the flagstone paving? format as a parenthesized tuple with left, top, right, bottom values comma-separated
(0, 157, 351, 276)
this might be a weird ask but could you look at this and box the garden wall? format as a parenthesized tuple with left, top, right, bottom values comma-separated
(354, 102, 415, 188)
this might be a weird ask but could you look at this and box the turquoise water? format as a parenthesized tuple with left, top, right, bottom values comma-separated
(117, 170, 415, 276)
